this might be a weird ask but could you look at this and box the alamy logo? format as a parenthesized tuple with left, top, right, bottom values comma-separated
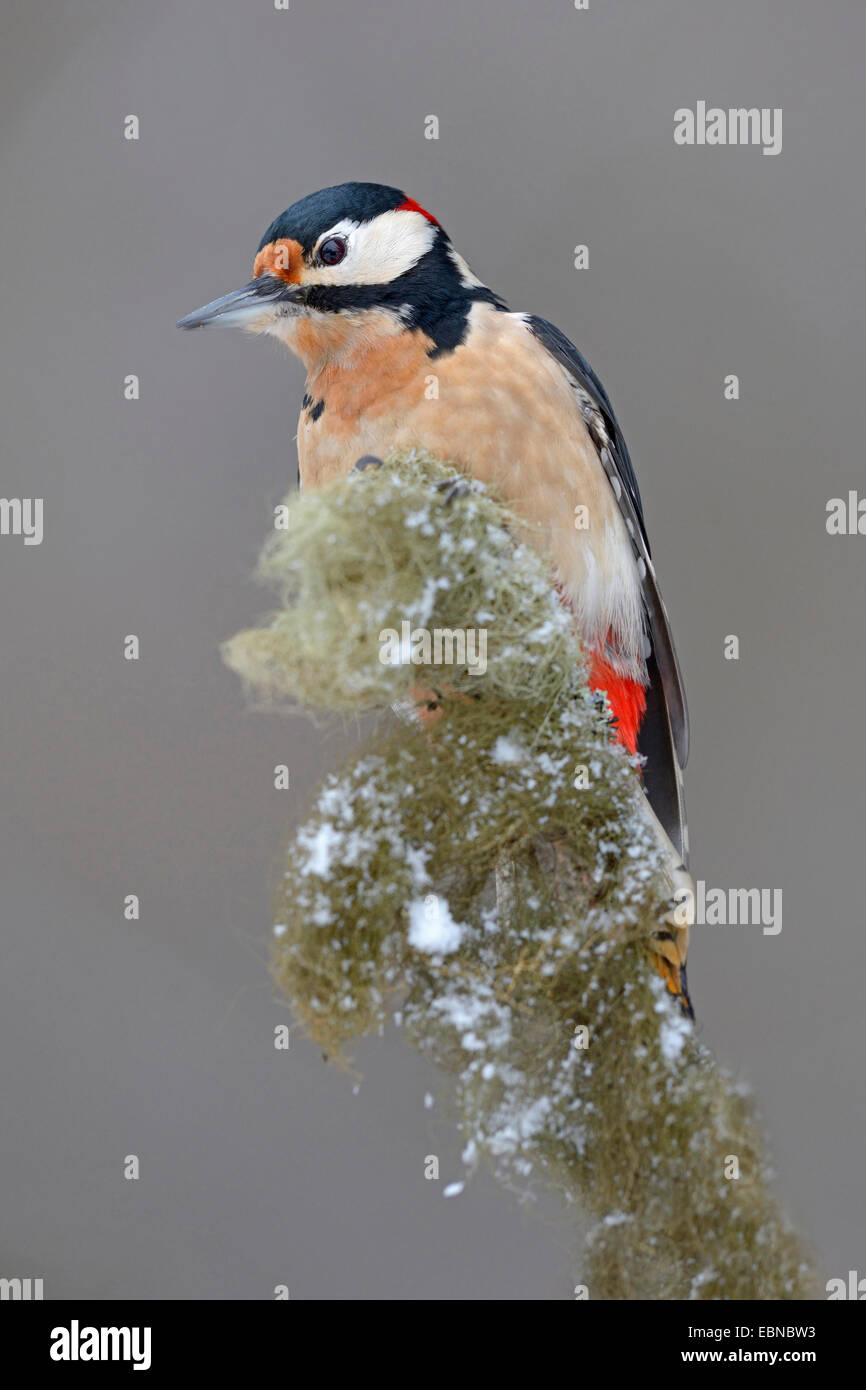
(0, 497, 43, 545)
(826, 491, 866, 535)
(0, 1276, 43, 1299)
(50, 1321, 152, 1371)
(674, 879, 782, 934)
(379, 622, 487, 675)
(674, 102, 782, 156)
(826, 1270, 866, 1300)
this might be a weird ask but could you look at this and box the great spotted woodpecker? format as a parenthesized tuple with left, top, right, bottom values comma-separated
(179, 181, 694, 1013)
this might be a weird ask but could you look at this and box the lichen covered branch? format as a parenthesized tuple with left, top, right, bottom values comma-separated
(223, 451, 816, 1300)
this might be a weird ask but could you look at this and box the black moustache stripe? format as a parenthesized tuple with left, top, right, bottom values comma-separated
(299, 244, 507, 357)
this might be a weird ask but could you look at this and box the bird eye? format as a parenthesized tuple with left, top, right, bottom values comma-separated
(318, 236, 347, 266)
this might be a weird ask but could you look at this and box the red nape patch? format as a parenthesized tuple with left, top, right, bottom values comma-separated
(586, 650, 647, 755)
(396, 197, 440, 226)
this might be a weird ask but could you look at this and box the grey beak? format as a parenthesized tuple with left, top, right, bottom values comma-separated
(177, 275, 299, 330)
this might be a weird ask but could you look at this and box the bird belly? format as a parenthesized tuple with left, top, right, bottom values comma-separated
(298, 304, 645, 678)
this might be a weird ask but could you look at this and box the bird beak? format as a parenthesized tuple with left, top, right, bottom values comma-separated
(177, 275, 301, 331)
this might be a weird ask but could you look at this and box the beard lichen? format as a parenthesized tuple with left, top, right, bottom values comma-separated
(223, 450, 817, 1300)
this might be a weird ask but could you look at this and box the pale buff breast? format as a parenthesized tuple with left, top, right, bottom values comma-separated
(297, 303, 645, 669)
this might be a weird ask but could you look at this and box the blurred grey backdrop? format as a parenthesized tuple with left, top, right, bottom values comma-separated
(1, 0, 864, 1299)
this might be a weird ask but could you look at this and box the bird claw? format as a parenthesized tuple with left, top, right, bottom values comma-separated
(351, 455, 384, 474)
(435, 477, 471, 507)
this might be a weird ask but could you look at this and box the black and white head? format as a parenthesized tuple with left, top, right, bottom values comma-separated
(178, 181, 505, 363)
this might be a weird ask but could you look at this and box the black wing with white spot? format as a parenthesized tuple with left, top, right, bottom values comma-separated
(527, 315, 690, 861)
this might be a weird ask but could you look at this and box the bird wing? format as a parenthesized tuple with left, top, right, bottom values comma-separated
(525, 314, 690, 862)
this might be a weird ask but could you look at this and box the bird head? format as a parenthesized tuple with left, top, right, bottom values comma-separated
(177, 181, 502, 368)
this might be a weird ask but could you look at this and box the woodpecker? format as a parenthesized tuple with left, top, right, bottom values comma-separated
(179, 181, 694, 1013)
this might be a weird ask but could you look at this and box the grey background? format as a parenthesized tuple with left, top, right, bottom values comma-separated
(1, 0, 863, 1299)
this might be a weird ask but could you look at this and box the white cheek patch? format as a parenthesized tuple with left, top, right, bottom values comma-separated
(306, 210, 438, 287)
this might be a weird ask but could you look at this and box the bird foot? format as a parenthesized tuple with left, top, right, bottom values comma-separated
(654, 866, 695, 1017)
(434, 476, 472, 507)
(350, 455, 384, 474)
